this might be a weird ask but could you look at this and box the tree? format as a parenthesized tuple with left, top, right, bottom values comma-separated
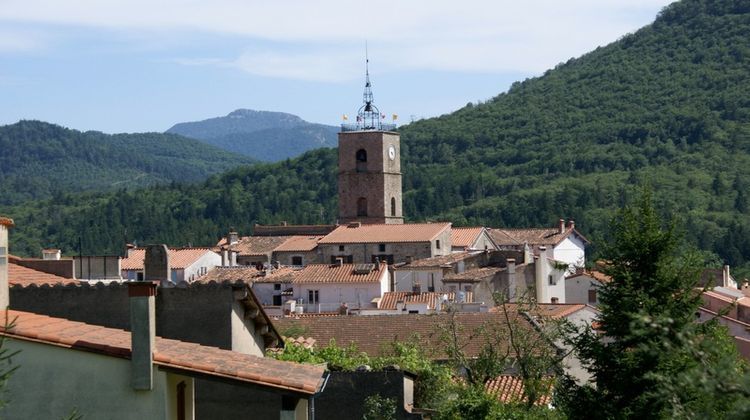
(557, 189, 750, 418)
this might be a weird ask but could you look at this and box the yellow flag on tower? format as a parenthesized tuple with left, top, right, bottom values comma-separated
(342, 114, 348, 121)
(392, 114, 398, 121)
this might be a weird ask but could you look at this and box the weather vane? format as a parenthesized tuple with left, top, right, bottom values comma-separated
(341, 42, 397, 132)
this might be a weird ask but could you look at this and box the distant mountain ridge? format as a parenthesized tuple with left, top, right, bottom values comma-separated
(0, 120, 254, 206)
(166, 109, 338, 162)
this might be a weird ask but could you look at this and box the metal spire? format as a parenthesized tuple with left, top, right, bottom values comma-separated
(341, 43, 396, 132)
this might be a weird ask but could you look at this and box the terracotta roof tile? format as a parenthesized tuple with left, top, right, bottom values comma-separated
(0, 310, 325, 395)
(0, 217, 14, 227)
(566, 270, 611, 284)
(488, 303, 588, 319)
(451, 227, 485, 249)
(489, 226, 589, 246)
(195, 266, 298, 284)
(485, 375, 553, 405)
(8, 263, 80, 287)
(274, 236, 323, 252)
(378, 291, 473, 310)
(443, 266, 505, 282)
(226, 236, 290, 257)
(319, 223, 451, 244)
(293, 263, 387, 284)
(273, 312, 544, 359)
(397, 252, 477, 269)
(121, 247, 216, 270)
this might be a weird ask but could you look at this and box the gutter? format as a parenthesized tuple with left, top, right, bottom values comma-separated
(309, 371, 330, 420)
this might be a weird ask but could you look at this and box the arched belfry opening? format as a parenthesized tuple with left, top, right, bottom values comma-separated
(356, 149, 367, 172)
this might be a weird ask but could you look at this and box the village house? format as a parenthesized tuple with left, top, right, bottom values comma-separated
(451, 227, 498, 252)
(490, 219, 589, 273)
(392, 251, 489, 294)
(120, 245, 221, 284)
(372, 290, 478, 314)
(317, 222, 452, 265)
(564, 269, 611, 306)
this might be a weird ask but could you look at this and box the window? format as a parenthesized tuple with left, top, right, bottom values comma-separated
(548, 274, 556, 285)
(378, 244, 386, 252)
(292, 256, 303, 266)
(428, 273, 435, 292)
(357, 197, 368, 217)
(588, 289, 597, 304)
(356, 149, 367, 172)
(308, 290, 319, 304)
(463, 285, 472, 292)
(274, 283, 281, 291)
(339, 245, 345, 252)
(391, 197, 396, 216)
(551, 297, 559, 304)
(136, 272, 144, 281)
(273, 295, 282, 306)
(436, 240, 441, 250)
(0, 246, 6, 255)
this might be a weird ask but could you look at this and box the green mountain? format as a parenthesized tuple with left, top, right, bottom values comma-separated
(0, 120, 255, 206)
(5, 0, 750, 274)
(166, 109, 338, 162)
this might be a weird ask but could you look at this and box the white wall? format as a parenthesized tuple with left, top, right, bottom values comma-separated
(553, 236, 586, 273)
(565, 275, 601, 305)
(231, 300, 265, 357)
(183, 252, 222, 283)
(393, 269, 444, 292)
(2, 339, 193, 420)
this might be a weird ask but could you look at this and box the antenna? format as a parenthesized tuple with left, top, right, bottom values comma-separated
(340, 43, 396, 132)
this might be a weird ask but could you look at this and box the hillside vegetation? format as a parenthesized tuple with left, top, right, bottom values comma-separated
(0, 121, 255, 206)
(166, 109, 337, 162)
(4, 0, 750, 275)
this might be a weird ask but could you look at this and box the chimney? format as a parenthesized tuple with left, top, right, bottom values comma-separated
(128, 281, 157, 390)
(534, 254, 549, 303)
(228, 230, 239, 245)
(125, 243, 136, 257)
(230, 250, 237, 267)
(567, 219, 575, 230)
(558, 219, 565, 234)
(507, 258, 517, 301)
(144, 244, 170, 286)
(42, 248, 61, 260)
(723, 265, 731, 288)
(221, 247, 228, 267)
(0, 217, 14, 309)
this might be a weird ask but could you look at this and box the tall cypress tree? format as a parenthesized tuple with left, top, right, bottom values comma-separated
(558, 190, 750, 418)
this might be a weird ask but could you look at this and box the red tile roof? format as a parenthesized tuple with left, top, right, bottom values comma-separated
(196, 266, 298, 284)
(397, 252, 477, 269)
(566, 269, 611, 284)
(485, 375, 553, 405)
(451, 227, 485, 249)
(225, 236, 290, 257)
(274, 236, 323, 252)
(293, 263, 388, 284)
(0, 310, 325, 395)
(378, 291, 473, 310)
(489, 226, 589, 246)
(273, 312, 543, 359)
(121, 247, 216, 270)
(443, 266, 504, 282)
(8, 263, 80, 287)
(319, 223, 451, 244)
(488, 303, 588, 319)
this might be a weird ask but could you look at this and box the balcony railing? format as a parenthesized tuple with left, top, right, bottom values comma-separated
(341, 123, 397, 132)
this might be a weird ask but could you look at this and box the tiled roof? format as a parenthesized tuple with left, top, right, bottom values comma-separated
(1, 310, 325, 395)
(378, 291, 473, 310)
(8, 263, 80, 287)
(318, 223, 451, 244)
(253, 224, 337, 237)
(272, 312, 542, 359)
(121, 247, 216, 270)
(451, 227, 485, 249)
(566, 270, 611, 284)
(485, 375, 553, 405)
(0, 217, 14, 227)
(274, 236, 323, 252)
(293, 263, 388, 284)
(489, 227, 589, 246)
(488, 303, 589, 319)
(196, 266, 298, 284)
(225, 236, 290, 257)
(397, 252, 476, 269)
(443, 266, 504, 282)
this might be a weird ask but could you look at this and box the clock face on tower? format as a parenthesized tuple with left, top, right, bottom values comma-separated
(388, 145, 396, 160)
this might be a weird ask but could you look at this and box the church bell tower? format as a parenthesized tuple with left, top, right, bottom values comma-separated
(338, 55, 403, 225)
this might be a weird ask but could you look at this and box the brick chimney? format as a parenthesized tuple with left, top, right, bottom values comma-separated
(228, 230, 239, 245)
(0, 217, 14, 309)
(558, 219, 565, 234)
(128, 281, 157, 390)
(144, 244, 170, 286)
(567, 219, 575, 231)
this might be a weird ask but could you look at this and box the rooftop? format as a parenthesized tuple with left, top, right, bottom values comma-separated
(220, 236, 290, 257)
(293, 262, 388, 284)
(0, 217, 14, 227)
(443, 266, 505, 282)
(396, 251, 478, 269)
(319, 222, 451, 244)
(378, 291, 473, 310)
(489, 226, 589, 247)
(1, 310, 326, 395)
(121, 247, 216, 270)
(451, 227, 486, 249)
(273, 236, 324, 253)
(485, 375, 553, 405)
(196, 266, 298, 284)
(566, 269, 611, 284)
(8, 261, 80, 287)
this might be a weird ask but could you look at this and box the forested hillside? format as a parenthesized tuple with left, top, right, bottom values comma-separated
(4, 0, 750, 274)
(167, 109, 337, 161)
(0, 121, 255, 205)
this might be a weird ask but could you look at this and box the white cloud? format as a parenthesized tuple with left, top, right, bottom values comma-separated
(0, 0, 674, 78)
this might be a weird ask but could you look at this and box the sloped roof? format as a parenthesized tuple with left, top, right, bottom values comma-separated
(196, 266, 298, 284)
(1, 310, 325, 395)
(273, 312, 543, 359)
(396, 252, 477, 269)
(293, 263, 388, 284)
(121, 247, 216, 270)
(225, 236, 290, 257)
(378, 291, 473, 310)
(489, 226, 589, 246)
(488, 303, 589, 319)
(451, 227, 485, 249)
(443, 266, 505, 282)
(566, 269, 611, 284)
(485, 375, 553, 405)
(274, 236, 323, 252)
(319, 223, 451, 244)
(8, 263, 80, 287)
(253, 224, 337, 237)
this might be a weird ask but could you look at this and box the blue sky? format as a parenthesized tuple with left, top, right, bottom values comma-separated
(0, 1, 674, 133)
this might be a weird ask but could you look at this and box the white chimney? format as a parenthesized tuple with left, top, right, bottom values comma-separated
(535, 254, 549, 303)
(228, 230, 239, 245)
(42, 248, 61, 260)
(723, 265, 731, 288)
(128, 281, 156, 390)
(0, 217, 13, 309)
(558, 219, 565, 234)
